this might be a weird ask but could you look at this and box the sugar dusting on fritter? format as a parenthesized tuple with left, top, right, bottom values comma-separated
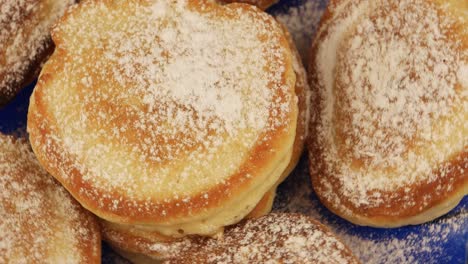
(274, 163, 467, 264)
(154, 213, 357, 263)
(191, 214, 354, 264)
(33, 0, 295, 206)
(0, 0, 74, 98)
(312, 0, 467, 208)
(102, 213, 358, 263)
(0, 135, 99, 263)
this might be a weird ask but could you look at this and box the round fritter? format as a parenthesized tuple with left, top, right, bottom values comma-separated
(308, 0, 467, 227)
(28, 0, 299, 237)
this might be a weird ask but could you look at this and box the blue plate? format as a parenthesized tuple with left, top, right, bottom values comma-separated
(1, 1, 466, 263)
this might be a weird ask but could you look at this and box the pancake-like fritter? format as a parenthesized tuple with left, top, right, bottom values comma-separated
(0, 134, 101, 263)
(99, 25, 310, 256)
(28, 0, 299, 237)
(0, 0, 75, 107)
(106, 214, 360, 263)
(308, 0, 467, 227)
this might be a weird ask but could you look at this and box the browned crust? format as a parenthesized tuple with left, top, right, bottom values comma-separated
(27, 0, 298, 225)
(246, 188, 276, 219)
(169, 214, 360, 264)
(100, 24, 309, 255)
(100, 95, 302, 258)
(65, 192, 103, 264)
(0, 0, 76, 108)
(219, 0, 278, 10)
(74, 193, 102, 264)
(101, 220, 181, 260)
(278, 20, 310, 181)
(307, 0, 468, 227)
(247, 23, 309, 219)
(0, 135, 101, 263)
(246, 23, 309, 219)
(0, 41, 54, 108)
(106, 214, 360, 264)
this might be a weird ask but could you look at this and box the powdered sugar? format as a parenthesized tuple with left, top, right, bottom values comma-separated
(312, 0, 467, 208)
(274, 162, 468, 264)
(458, 64, 468, 88)
(340, 0, 460, 175)
(163, 213, 358, 263)
(0, 0, 74, 102)
(0, 134, 99, 263)
(39, 0, 295, 199)
(27, 0, 300, 238)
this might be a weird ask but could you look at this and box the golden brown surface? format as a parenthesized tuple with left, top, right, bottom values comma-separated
(0, 134, 101, 263)
(28, 0, 298, 237)
(219, 0, 278, 10)
(308, 0, 467, 227)
(100, 26, 310, 257)
(249, 23, 310, 218)
(107, 214, 360, 264)
(0, 0, 75, 107)
(278, 20, 310, 183)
